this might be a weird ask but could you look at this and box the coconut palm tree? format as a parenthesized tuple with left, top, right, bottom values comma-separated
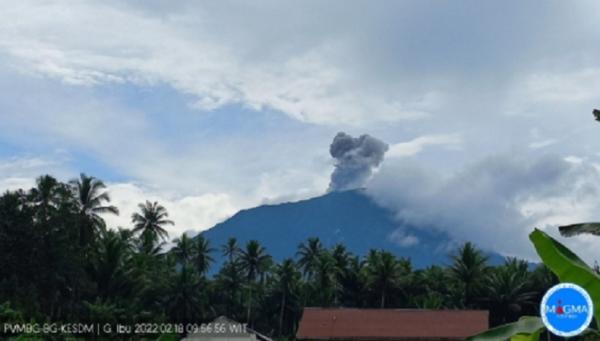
(364, 250, 401, 308)
(296, 237, 322, 279)
(70, 173, 119, 246)
(339, 255, 365, 307)
(273, 258, 300, 336)
(311, 251, 341, 307)
(239, 240, 271, 323)
(29, 175, 62, 223)
(484, 260, 536, 326)
(88, 229, 135, 300)
(193, 235, 214, 276)
(450, 242, 489, 308)
(171, 233, 194, 265)
(215, 260, 244, 319)
(221, 237, 240, 263)
(167, 264, 202, 324)
(331, 243, 351, 272)
(330, 244, 353, 303)
(412, 265, 455, 308)
(131, 201, 173, 249)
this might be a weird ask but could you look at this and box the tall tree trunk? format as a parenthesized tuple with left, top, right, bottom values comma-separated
(279, 291, 286, 336)
(246, 286, 253, 325)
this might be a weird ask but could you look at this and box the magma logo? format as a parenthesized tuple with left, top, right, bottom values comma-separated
(541, 283, 593, 337)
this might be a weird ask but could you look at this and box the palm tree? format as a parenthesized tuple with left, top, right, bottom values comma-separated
(167, 264, 202, 324)
(274, 258, 300, 336)
(484, 261, 536, 326)
(221, 237, 240, 263)
(239, 240, 271, 323)
(88, 229, 135, 299)
(215, 261, 244, 319)
(70, 173, 119, 246)
(531, 264, 557, 295)
(331, 244, 350, 272)
(413, 265, 454, 308)
(311, 251, 341, 307)
(193, 235, 214, 276)
(171, 233, 194, 265)
(450, 242, 489, 308)
(339, 256, 365, 307)
(296, 237, 322, 279)
(364, 250, 401, 308)
(131, 201, 173, 249)
(30, 175, 61, 223)
(136, 233, 167, 256)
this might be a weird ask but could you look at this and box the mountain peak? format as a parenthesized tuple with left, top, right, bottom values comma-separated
(199, 189, 500, 270)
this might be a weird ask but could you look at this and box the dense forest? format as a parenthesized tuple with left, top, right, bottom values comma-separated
(0, 174, 558, 339)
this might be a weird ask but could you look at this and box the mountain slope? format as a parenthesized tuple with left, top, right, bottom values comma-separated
(199, 189, 502, 269)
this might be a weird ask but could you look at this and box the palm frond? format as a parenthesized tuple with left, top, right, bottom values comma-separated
(558, 222, 600, 237)
(93, 205, 120, 215)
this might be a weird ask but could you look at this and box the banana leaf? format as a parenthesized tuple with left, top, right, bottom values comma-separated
(529, 228, 600, 323)
(466, 316, 544, 341)
(559, 222, 600, 237)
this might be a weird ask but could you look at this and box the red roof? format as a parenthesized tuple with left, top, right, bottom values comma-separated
(296, 308, 488, 340)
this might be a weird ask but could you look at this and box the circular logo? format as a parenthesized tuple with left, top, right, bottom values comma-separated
(541, 283, 593, 337)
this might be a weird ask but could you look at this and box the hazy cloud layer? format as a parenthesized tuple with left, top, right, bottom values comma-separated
(367, 153, 600, 262)
(387, 134, 462, 158)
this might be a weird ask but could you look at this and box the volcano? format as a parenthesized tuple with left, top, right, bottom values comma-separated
(198, 189, 503, 270)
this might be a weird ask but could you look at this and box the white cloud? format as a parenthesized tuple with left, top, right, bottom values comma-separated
(0, 177, 35, 192)
(0, 1, 439, 126)
(387, 134, 462, 158)
(529, 139, 558, 149)
(0, 154, 70, 179)
(388, 229, 419, 247)
(367, 153, 600, 263)
(564, 155, 585, 164)
(104, 183, 239, 239)
(0, 154, 73, 193)
(522, 68, 600, 104)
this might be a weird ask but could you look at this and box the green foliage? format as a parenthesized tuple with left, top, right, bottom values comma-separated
(470, 229, 600, 340)
(466, 316, 544, 341)
(450, 241, 490, 308)
(483, 259, 537, 326)
(0, 301, 24, 324)
(132, 200, 174, 248)
(530, 228, 600, 323)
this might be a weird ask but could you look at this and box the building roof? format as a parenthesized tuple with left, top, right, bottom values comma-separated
(296, 308, 489, 340)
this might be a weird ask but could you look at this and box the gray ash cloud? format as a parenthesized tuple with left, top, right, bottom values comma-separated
(328, 132, 388, 192)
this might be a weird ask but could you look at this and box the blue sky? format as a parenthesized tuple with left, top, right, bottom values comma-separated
(2, 1, 600, 260)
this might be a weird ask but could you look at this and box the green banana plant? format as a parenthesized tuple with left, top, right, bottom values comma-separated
(468, 229, 600, 340)
(466, 316, 543, 341)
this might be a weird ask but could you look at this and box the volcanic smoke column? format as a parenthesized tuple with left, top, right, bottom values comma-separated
(328, 132, 389, 192)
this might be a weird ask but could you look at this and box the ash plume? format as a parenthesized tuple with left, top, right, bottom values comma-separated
(328, 132, 389, 192)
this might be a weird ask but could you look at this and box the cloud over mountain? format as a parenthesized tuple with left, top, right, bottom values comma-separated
(366, 152, 600, 262)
